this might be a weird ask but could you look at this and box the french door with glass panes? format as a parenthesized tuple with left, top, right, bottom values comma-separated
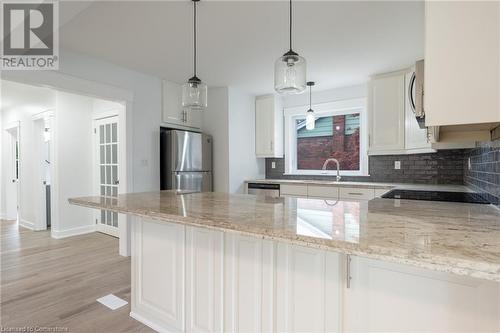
(95, 116, 120, 237)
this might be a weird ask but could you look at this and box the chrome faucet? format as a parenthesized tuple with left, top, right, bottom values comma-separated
(322, 158, 342, 182)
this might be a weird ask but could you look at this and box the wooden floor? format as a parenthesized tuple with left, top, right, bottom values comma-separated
(0, 220, 154, 332)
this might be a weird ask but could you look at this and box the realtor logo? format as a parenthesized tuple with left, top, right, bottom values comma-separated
(1, 1, 59, 70)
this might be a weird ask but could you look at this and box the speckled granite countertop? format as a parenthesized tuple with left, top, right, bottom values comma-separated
(69, 191, 500, 281)
(245, 179, 473, 192)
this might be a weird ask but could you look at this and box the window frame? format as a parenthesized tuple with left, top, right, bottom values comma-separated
(283, 98, 368, 176)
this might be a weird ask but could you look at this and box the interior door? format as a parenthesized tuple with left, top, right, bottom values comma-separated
(5, 127, 19, 220)
(95, 117, 119, 237)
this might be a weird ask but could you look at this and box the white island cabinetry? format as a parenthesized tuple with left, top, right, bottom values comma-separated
(130, 217, 499, 333)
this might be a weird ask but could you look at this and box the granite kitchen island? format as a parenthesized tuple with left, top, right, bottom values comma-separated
(70, 191, 500, 332)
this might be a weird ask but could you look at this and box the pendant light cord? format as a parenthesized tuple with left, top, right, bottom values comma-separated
(289, 0, 292, 51)
(309, 84, 312, 108)
(193, 0, 197, 77)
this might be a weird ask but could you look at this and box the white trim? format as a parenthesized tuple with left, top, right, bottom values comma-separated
(130, 311, 174, 333)
(368, 147, 437, 156)
(284, 98, 368, 176)
(19, 218, 34, 230)
(3, 120, 20, 131)
(31, 109, 55, 121)
(51, 224, 96, 239)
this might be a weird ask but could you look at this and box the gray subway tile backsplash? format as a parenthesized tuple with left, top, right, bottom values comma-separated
(463, 139, 500, 205)
(266, 149, 470, 185)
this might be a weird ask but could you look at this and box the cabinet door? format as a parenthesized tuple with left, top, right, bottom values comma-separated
(344, 256, 500, 332)
(186, 227, 223, 333)
(425, 1, 500, 126)
(255, 97, 275, 157)
(276, 243, 342, 333)
(307, 185, 340, 199)
(404, 72, 430, 150)
(162, 81, 185, 126)
(224, 234, 274, 333)
(369, 75, 405, 152)
(131, 218, 185, 332)
(186, 108, 202, 129)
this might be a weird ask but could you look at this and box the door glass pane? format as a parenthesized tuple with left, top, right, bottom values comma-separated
(101, 210, 106, 224)
(106, 124, 111, 143)
(100, 166, 105, 184)
(112, 144, 117, 164)
(106, 186, 111, 196)
(106, 145, 111, 164)
(100, 146, 105, 164)
(112, 166, 117, 184)
(112, 123, 117, 143)
(100, 186, 105, 196)
(112, 187, 117, 197)
(99, 125, 104, 144)
(113, 212, 118, 227)
(106, 210, 112, 225)
(106, 166, 111, 184)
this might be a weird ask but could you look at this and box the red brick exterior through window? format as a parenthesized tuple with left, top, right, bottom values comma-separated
(297, 114, 360, 170)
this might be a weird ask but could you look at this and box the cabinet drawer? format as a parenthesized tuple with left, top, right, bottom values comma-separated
(307, 185, 339, 199)
(280, 184, 308, 197)
(339, 187, 375, 200)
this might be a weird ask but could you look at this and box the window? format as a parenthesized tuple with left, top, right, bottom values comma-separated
(284, 98, 367, 176)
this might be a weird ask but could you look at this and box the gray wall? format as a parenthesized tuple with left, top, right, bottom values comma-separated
(464, 139, 500, 205)
(266, 149, 469, 185)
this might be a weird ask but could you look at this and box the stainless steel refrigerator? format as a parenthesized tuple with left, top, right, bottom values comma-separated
(160, 129, 213, 192)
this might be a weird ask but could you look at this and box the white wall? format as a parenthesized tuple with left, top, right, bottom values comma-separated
(202, 88, 230, 192)
(1, 81, 56, 227)
(2, 49, 162, 193)
(283, 84, 367, 108)
(52, 91, 94, 237)
(202, 87, 264, 193)
(228, 88, 265, 193)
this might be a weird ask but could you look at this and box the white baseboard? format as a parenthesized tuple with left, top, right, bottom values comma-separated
(19, 218, 35, 230)
(51, 224, 96, 239)
(130, 312, 172, 333)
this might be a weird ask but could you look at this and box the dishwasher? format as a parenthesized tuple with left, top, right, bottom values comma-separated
(247, 183, 280, 198)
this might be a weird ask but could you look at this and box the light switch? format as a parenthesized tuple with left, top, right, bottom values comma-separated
(271, 161, 276, 169)
(394, 161, 401, 170)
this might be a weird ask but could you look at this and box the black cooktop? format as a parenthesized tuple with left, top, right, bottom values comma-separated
(381, 189, 492, 204)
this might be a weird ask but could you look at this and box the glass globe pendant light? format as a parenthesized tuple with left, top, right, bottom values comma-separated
(182, 0, 207, 109)
(306, 81, 315, 130)
(274, 0, 307, 95)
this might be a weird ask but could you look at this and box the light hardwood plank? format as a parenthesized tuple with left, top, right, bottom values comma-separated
(0, 220, 154, 332)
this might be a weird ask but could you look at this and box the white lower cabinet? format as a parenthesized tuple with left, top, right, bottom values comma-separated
(132, 218, 500, 333)
(344, 256, 500, 333)
(276, 243, 342, 333)
(131, 217, 186, 333)
(224, 234, 274, 333)
(185, 227, 223, 333)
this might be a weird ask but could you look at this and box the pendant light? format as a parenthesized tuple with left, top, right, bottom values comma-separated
(306, 81, 315, 130)
(274, 0, 307, 95)
(182, 0, 207, 109)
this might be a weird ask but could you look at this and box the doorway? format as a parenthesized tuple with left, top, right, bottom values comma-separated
(4, 123, 20, 221)
(94, 116, 120, 237)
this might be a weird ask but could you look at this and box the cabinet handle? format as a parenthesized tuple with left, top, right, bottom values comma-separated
(184, 110, 188, 123)
(270, 140, 273, 151)
(346, 254, 352, 289)
(348, 192, 363, 196)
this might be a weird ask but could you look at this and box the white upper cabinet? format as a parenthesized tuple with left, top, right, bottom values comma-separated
(255, 95, 283, 158)
(368, 73, 406, 153)
(368, 71, 433, 155)
(424, 1, 500, 127)
(162, 80, 202, 130)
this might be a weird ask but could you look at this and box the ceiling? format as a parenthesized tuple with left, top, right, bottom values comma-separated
(1, 80, 55, 114)
(59, 1, 424, 96)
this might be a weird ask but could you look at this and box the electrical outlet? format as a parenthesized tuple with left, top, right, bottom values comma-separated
(468, 157, 471, 170)
(394, 161, 401, 170)
(271, 161, 276, 169)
